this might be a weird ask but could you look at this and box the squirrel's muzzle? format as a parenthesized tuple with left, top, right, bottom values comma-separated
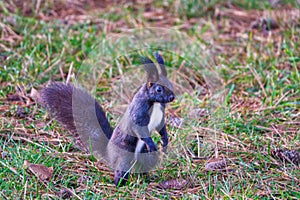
(169, 94, 175, 102)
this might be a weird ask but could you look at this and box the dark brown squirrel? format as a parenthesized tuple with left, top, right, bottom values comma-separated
(39, 52, 175, 186)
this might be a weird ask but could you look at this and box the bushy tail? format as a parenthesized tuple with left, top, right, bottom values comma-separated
(40, 82, 112, 160)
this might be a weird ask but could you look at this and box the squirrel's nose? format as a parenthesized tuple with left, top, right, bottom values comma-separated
(169, 94, 175, 102)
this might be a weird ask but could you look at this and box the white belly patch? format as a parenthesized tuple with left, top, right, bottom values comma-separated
(148, 103, 163, 132)
(135, 103, 163, 159)
(135, 139, 145, 159)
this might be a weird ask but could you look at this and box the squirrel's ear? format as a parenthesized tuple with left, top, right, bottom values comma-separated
(140, 56, 159, 83)
(154, 52, 167, 77)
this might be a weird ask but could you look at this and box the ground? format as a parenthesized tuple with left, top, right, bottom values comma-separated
(0, 0, 299, 199)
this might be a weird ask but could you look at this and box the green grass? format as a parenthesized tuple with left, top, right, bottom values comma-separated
(1, 0, 299, 199)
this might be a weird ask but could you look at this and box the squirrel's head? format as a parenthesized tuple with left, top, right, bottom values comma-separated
(142, 52, 175, 103)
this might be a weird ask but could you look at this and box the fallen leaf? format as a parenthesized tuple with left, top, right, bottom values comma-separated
(251, 18, 279, 31)
(271, 148, 300, 165)
(205, 158, 228, 171)
(15, 106, 26, 118)
(168, 115, 184, 128)
(24, 160, 54, 181)
(188, 108, 208, 118)
(6, 93, 23, 101)
(59, 189, 73, 199)
(158, 178, 188, 190)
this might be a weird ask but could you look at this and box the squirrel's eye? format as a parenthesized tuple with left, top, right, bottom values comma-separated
(156, 86, 162, 93)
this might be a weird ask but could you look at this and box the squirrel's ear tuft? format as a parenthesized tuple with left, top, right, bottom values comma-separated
(154, 52, 167, 77)
(140, 56, 159, 83)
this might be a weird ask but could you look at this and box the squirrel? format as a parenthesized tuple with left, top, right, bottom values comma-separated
(39, 52, 175, 186)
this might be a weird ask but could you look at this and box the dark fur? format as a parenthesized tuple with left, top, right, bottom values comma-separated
(40, 53, 174, 186)
(41, 83, 113, 140)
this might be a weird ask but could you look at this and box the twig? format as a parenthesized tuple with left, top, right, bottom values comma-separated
(248, 64, 267, 98)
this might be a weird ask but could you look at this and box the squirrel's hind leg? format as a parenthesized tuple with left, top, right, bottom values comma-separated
(114, 170, 129, 186)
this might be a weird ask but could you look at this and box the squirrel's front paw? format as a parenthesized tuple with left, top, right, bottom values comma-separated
(161, 136, 168, 148)
(142, 137, 158, 152)
(146, 142, 158, 152)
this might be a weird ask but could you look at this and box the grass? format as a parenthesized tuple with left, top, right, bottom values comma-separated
(0, 0, 299, 199)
